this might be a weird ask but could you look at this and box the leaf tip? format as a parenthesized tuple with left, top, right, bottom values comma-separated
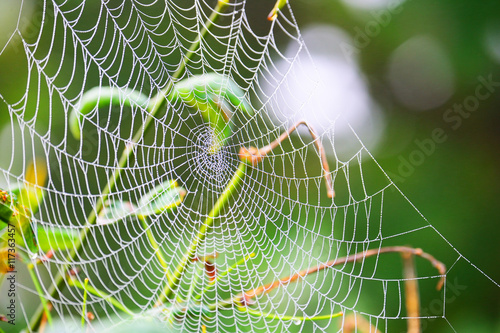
(267, 12, 278, 21)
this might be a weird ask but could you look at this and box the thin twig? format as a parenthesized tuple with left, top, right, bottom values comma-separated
(239, 120, 334, 198)
(204, 246, 444, 329)
(238, 246, 445, 305)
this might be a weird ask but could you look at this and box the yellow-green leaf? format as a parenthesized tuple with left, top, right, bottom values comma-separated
(37, 227, 79, 252)
(16, 159, 47, 214)
(172, 73, 252, 152)
(70, 87, 150, 140)
(97, 200, 138, 225)
(0, 190, 16, 225)
(268, 0, 287, 21)
(136, 180, 186, 219)
(0, 189, 38, 255)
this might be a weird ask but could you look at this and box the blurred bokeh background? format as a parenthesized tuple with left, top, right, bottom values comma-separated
(289, 0, 500, 331)
(0, 0, 499, 332)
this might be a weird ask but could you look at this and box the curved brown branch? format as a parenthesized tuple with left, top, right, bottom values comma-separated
(239, 120, 334, 198)
(238, 246, 445, 305)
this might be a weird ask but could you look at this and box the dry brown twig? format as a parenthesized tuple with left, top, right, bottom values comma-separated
(239, 120, 335, 198)
(236, 246, 445, 311)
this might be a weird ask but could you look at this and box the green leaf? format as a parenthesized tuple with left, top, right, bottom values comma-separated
(172, 73, 252, 151)
(37, 226, 80, 252)
(175, 73, 251, 114)
(0, 248, 12, 274)
(0, 189, 38, 255)
(0, 190, 16, 225)
(268, 0, 288, 21)
(0, 160, 46, 257)
(70, 87, 150, 140)
(96, 181, 185, 225)
(97, 200, 138, 225)
(24, 222, 38, 255)
(136, 180, 186, 218)
(17, 159, 47, 214)
(0, 220, 7, 236)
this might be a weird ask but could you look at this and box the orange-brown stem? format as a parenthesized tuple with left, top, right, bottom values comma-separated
(239, 120, 334, 198)
(402, 252, 421, 333)
(36, 250, 54, 265)
(239, 246, 445, 304)
(38, 302, 53, 333)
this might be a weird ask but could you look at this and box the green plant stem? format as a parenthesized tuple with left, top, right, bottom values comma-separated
(141, 217, 172, 281)
(68, 278, 134, 316)
(81, 278, 89, 327)
(27, 263, 53, 327)
(155, 162, 247, 306)
(238, 307, 343, 322)
(28, 1, 229, 331)
(184, 265, 203, 302)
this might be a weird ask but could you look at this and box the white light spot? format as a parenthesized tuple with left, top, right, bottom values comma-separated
(484, 23, 500, 64)
(341, 0, 407, 11)
(387, 35, 455, 111)
(261, 25, 385, 155)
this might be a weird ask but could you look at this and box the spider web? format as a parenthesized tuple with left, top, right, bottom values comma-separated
(0, 0, 497, 332)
